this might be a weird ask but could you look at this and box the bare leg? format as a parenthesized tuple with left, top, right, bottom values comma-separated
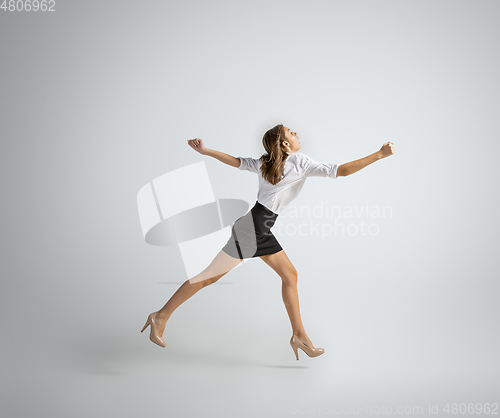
(154, 250, 242, 337)
(260, 250, 316, 348)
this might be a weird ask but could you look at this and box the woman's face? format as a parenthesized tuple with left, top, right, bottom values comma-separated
(283, 126, 301, 153)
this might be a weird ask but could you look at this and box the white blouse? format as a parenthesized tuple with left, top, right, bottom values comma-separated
(237, 151, 339, 215)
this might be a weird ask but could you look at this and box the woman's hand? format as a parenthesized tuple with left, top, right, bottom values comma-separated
(379, 142, 395, 159)
(187, 138, 207, 155)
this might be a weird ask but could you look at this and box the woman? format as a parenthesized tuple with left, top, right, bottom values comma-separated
(141, 124, 395, 360)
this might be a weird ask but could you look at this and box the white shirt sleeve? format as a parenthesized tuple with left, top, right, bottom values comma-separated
(237, 156, 260, 174)
(302, 154, 339, 179)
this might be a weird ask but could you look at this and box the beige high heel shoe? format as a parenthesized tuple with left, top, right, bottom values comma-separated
(290, 335, 324, 360)
(140, 312, 166, 348)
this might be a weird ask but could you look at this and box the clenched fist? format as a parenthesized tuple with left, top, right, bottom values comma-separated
(379, 142, 395, 158)
(187, 138, 207, 155)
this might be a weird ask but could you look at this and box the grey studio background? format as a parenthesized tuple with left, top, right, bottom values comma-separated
(1, 0, 499, 417)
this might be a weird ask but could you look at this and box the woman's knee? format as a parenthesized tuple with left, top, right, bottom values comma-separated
(281, 268, 298, 285)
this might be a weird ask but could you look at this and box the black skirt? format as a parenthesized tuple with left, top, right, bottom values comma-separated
(221, 201, 283, 259)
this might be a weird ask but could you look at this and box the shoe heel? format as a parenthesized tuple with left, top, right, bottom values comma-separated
(140, 318, 151, 333)
(290, 336, 300, 360)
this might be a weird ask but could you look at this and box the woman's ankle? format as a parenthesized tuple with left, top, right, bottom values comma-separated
(293, 331, 308, 340)
(156, 311, 170, 322)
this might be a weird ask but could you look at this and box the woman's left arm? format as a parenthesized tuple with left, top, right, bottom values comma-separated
(337, 142, 395, 177)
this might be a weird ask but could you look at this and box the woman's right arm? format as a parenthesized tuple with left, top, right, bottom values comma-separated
(187, 138, 241, 168)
